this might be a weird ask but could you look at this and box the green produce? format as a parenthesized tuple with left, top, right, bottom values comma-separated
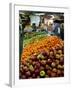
(37, 54, 45, 60)
(40, 70, 45, 77)
(29, 65, 34, 71)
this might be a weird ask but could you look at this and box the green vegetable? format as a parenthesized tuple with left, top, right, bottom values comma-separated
(23, 33, 47, 47)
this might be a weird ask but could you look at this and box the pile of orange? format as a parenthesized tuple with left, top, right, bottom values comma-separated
(21, 36, 64, 62)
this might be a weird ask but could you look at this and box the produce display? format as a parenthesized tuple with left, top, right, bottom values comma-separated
(23, 31, 47, 47)
(19, 36, 64, 79)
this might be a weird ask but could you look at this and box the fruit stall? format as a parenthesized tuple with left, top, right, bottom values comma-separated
(19, 11, 64, 79)
(19, 35, 64, 79)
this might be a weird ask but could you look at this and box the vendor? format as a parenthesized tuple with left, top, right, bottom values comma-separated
(52, 20, 61, 37)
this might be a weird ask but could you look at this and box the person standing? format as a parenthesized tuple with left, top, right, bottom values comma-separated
(52, 20, 61, 37)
